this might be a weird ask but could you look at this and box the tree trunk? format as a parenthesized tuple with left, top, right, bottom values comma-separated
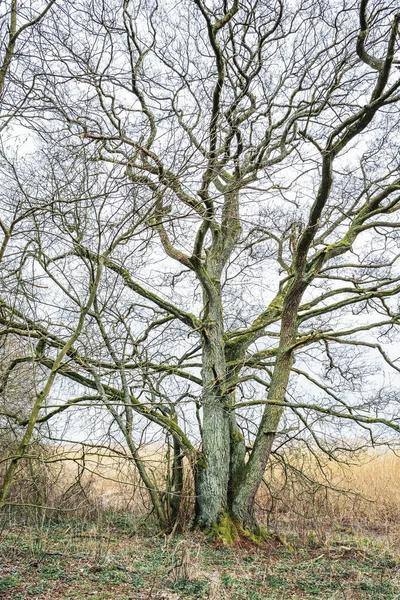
(231, 352, 293, 529)
(231, 286, 303, 531)
(168, 434, 184, 525)
(195, 293, 230, 528)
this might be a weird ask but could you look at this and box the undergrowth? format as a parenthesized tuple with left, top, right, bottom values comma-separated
(0, 516, 399, 599)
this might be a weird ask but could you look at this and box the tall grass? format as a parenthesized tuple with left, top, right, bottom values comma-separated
(258, 450, 400, 541)
(1, 443, 399, 539)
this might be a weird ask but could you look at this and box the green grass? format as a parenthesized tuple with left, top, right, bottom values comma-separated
(0, 521, 399, 599)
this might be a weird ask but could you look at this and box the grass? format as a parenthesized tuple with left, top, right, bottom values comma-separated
(258, 450, 400, 540)
(0, 520, 399, 599)
(4, 445, 400, 538)
(2, 448, 400, 598)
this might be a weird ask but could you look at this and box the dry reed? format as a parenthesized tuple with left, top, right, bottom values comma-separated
(2, 443, 399, 539)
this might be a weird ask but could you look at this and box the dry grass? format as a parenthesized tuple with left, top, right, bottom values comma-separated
(2, 443, 400, 539)
(258, 450, 400, 541)
(2, 523, 399, 600)
(2, 445, 400, 600)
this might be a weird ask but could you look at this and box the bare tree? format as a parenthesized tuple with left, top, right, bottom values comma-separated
(1, 0, 400, 538)
(0, 0, 57, 263)
(0, 0, 63, 509)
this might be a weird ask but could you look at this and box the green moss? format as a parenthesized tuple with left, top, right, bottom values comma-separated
(206, 512, 240, 545)
(231, 429, 245, 444)
(195, 452, 207, 471)
(205, 513, 270, 546)
(241, 524, 272, 546)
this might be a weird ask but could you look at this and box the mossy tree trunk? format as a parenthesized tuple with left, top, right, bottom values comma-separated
(195, 283, 231, 527)
(195, 278, 306, 537)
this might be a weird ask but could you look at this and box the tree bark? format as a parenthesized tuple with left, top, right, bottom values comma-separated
(195, 291, 231, 528)
(231, 352, 293, 529)
(231, 284, 304, 530)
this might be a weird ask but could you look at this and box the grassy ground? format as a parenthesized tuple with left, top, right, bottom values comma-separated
(1, 451, 400, 598)
(1, 518, 399, 599)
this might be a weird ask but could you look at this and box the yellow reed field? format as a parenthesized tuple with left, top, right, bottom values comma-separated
(257, 450, 400, 540)
(3, 444, 400, 538)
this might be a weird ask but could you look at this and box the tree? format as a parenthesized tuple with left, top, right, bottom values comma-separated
(0, 0, 56, 260)
(1, 0, 400, 538)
